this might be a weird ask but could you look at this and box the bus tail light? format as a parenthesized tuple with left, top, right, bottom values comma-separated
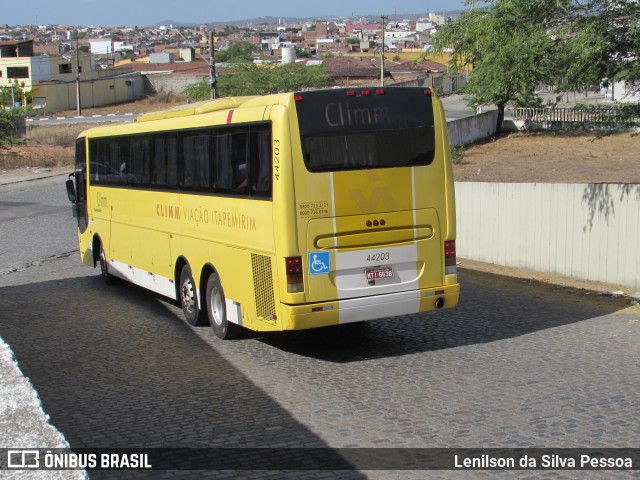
(286, 256, 304, 293)
(444, 241, 457, 274)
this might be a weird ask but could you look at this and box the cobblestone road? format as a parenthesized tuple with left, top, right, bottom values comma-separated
(1, 254, 638, 479)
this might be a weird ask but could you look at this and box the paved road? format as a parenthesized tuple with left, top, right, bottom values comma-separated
(26, 113, 137, 127)
(1, 176, 639, 479)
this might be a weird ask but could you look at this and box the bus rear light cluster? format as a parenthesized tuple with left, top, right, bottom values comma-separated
(346, 89, 386, 97)
(444, 240, 457, 274)
(286, 256, 304, 293)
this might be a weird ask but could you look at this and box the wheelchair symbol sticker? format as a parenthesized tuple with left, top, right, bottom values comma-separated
(308, 251, 330, 275)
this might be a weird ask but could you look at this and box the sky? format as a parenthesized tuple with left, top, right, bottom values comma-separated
(5, 0, 468, 27)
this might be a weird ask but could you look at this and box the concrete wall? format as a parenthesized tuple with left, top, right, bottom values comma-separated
(447, 109, 498, 147)
(143, 73, 203, 96)
(455, 182, 640, 290)
(30, 73, 145, 113)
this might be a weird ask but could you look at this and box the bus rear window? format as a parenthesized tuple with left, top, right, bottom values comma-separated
(295, 87, 436, 172)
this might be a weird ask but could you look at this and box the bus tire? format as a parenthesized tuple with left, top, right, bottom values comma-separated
(206, 272, 241, 340)
(179, 265, 207, 326)
(98, 244, 117, 285)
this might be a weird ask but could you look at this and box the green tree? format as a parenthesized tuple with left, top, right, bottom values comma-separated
(433, 0, 640, 131)
(557, 0, 640, 91)
(183, 63, 333, 100)
(0, 80, 30, 109)
(432, 0, 563, 131)
(216, 41, 257, 63)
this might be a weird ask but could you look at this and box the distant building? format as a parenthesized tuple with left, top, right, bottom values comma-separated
(89, 38, 113, 55)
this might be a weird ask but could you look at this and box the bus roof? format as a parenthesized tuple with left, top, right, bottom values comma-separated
(134, 95, 265, 123)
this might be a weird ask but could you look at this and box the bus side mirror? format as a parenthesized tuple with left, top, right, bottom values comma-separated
(66, 177, 77, 204)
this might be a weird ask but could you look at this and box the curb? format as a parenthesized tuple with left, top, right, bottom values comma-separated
(0, 168, 72, 186)
(26, 113, 136, 123)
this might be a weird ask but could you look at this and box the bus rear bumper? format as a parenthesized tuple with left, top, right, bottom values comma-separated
(281, 284, 460, 331)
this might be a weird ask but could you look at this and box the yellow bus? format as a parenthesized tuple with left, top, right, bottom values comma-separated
(66, 87, 459, 339)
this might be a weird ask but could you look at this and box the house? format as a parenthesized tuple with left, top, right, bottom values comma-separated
(0, 39, 144, 113)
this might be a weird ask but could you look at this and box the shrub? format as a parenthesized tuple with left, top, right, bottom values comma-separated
(0, 108, 26, 146)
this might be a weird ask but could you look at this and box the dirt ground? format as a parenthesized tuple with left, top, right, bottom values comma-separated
(455, 131, 639, 183)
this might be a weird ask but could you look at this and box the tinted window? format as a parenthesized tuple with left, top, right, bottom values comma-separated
(295, 87, 436, 172)
(88, 123, 272, 199)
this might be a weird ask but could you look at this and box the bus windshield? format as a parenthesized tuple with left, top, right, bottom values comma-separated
(294, 88, 436, 172)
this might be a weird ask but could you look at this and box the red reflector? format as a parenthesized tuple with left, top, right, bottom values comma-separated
(435, 290, 445, 295)
(424, 88, 432, 95)
(294, 95, 304, 101)
(376, 89, 385, 95)
(347, 89, 356, 97)
(362, 89, 371, 96)
(366, 220, 372, 227)
(380, 219, 386, 226)
(286, 256, 303, 275)
(444, 241, 456, 258)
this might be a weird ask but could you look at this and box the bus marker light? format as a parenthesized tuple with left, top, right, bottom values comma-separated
(347, 90, 357, 97)
(376, 89, 385, 95)
(312, 305, 334, 312)
(362, 89, 371, 96)
(424, 88, 432, 95)
(294, 95, 304, 102)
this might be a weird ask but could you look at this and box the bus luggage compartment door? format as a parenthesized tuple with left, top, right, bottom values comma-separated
(305, 209, 443, 303)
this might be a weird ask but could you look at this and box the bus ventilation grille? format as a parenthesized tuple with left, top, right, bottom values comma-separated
(251, 253, 276, 323)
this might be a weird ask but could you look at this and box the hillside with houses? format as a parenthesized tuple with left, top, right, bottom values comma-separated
(0, 13, 465, 114)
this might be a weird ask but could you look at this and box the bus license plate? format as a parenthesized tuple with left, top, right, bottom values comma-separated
(365, 267, 393, 280)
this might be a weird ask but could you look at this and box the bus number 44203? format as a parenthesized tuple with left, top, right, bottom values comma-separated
(366, 252, 390, 263)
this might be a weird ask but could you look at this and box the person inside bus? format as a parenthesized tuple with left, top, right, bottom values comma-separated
(235, 162, 249, 193)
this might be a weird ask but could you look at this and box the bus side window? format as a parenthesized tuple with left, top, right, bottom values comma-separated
(213, 133, 232, 191)
(182, 134, 210, 190)
(231, 130, 249, 194)
(250, 127, 271, 198)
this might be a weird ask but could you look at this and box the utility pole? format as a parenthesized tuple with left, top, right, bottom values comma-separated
(209, 32, 217, 100)
(380, 15, 388, 86)
(75, 35, 82, 116)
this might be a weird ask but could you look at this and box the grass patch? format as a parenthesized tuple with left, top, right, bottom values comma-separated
(451, 145, 467, 164)
(27, 124, 86, 148)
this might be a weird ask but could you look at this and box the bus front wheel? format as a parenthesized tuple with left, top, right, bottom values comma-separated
(98, 244, 116, 285)
(206, 273, 241, 340)
(179, 265, 207, 326)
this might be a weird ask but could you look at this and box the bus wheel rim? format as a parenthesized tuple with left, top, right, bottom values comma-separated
(100, 249, 108, 276)
(181, 280, 196, 313)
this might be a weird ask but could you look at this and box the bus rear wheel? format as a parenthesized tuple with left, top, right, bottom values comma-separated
(179, 265, 208, 326)
(206, 273, 241, 340)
